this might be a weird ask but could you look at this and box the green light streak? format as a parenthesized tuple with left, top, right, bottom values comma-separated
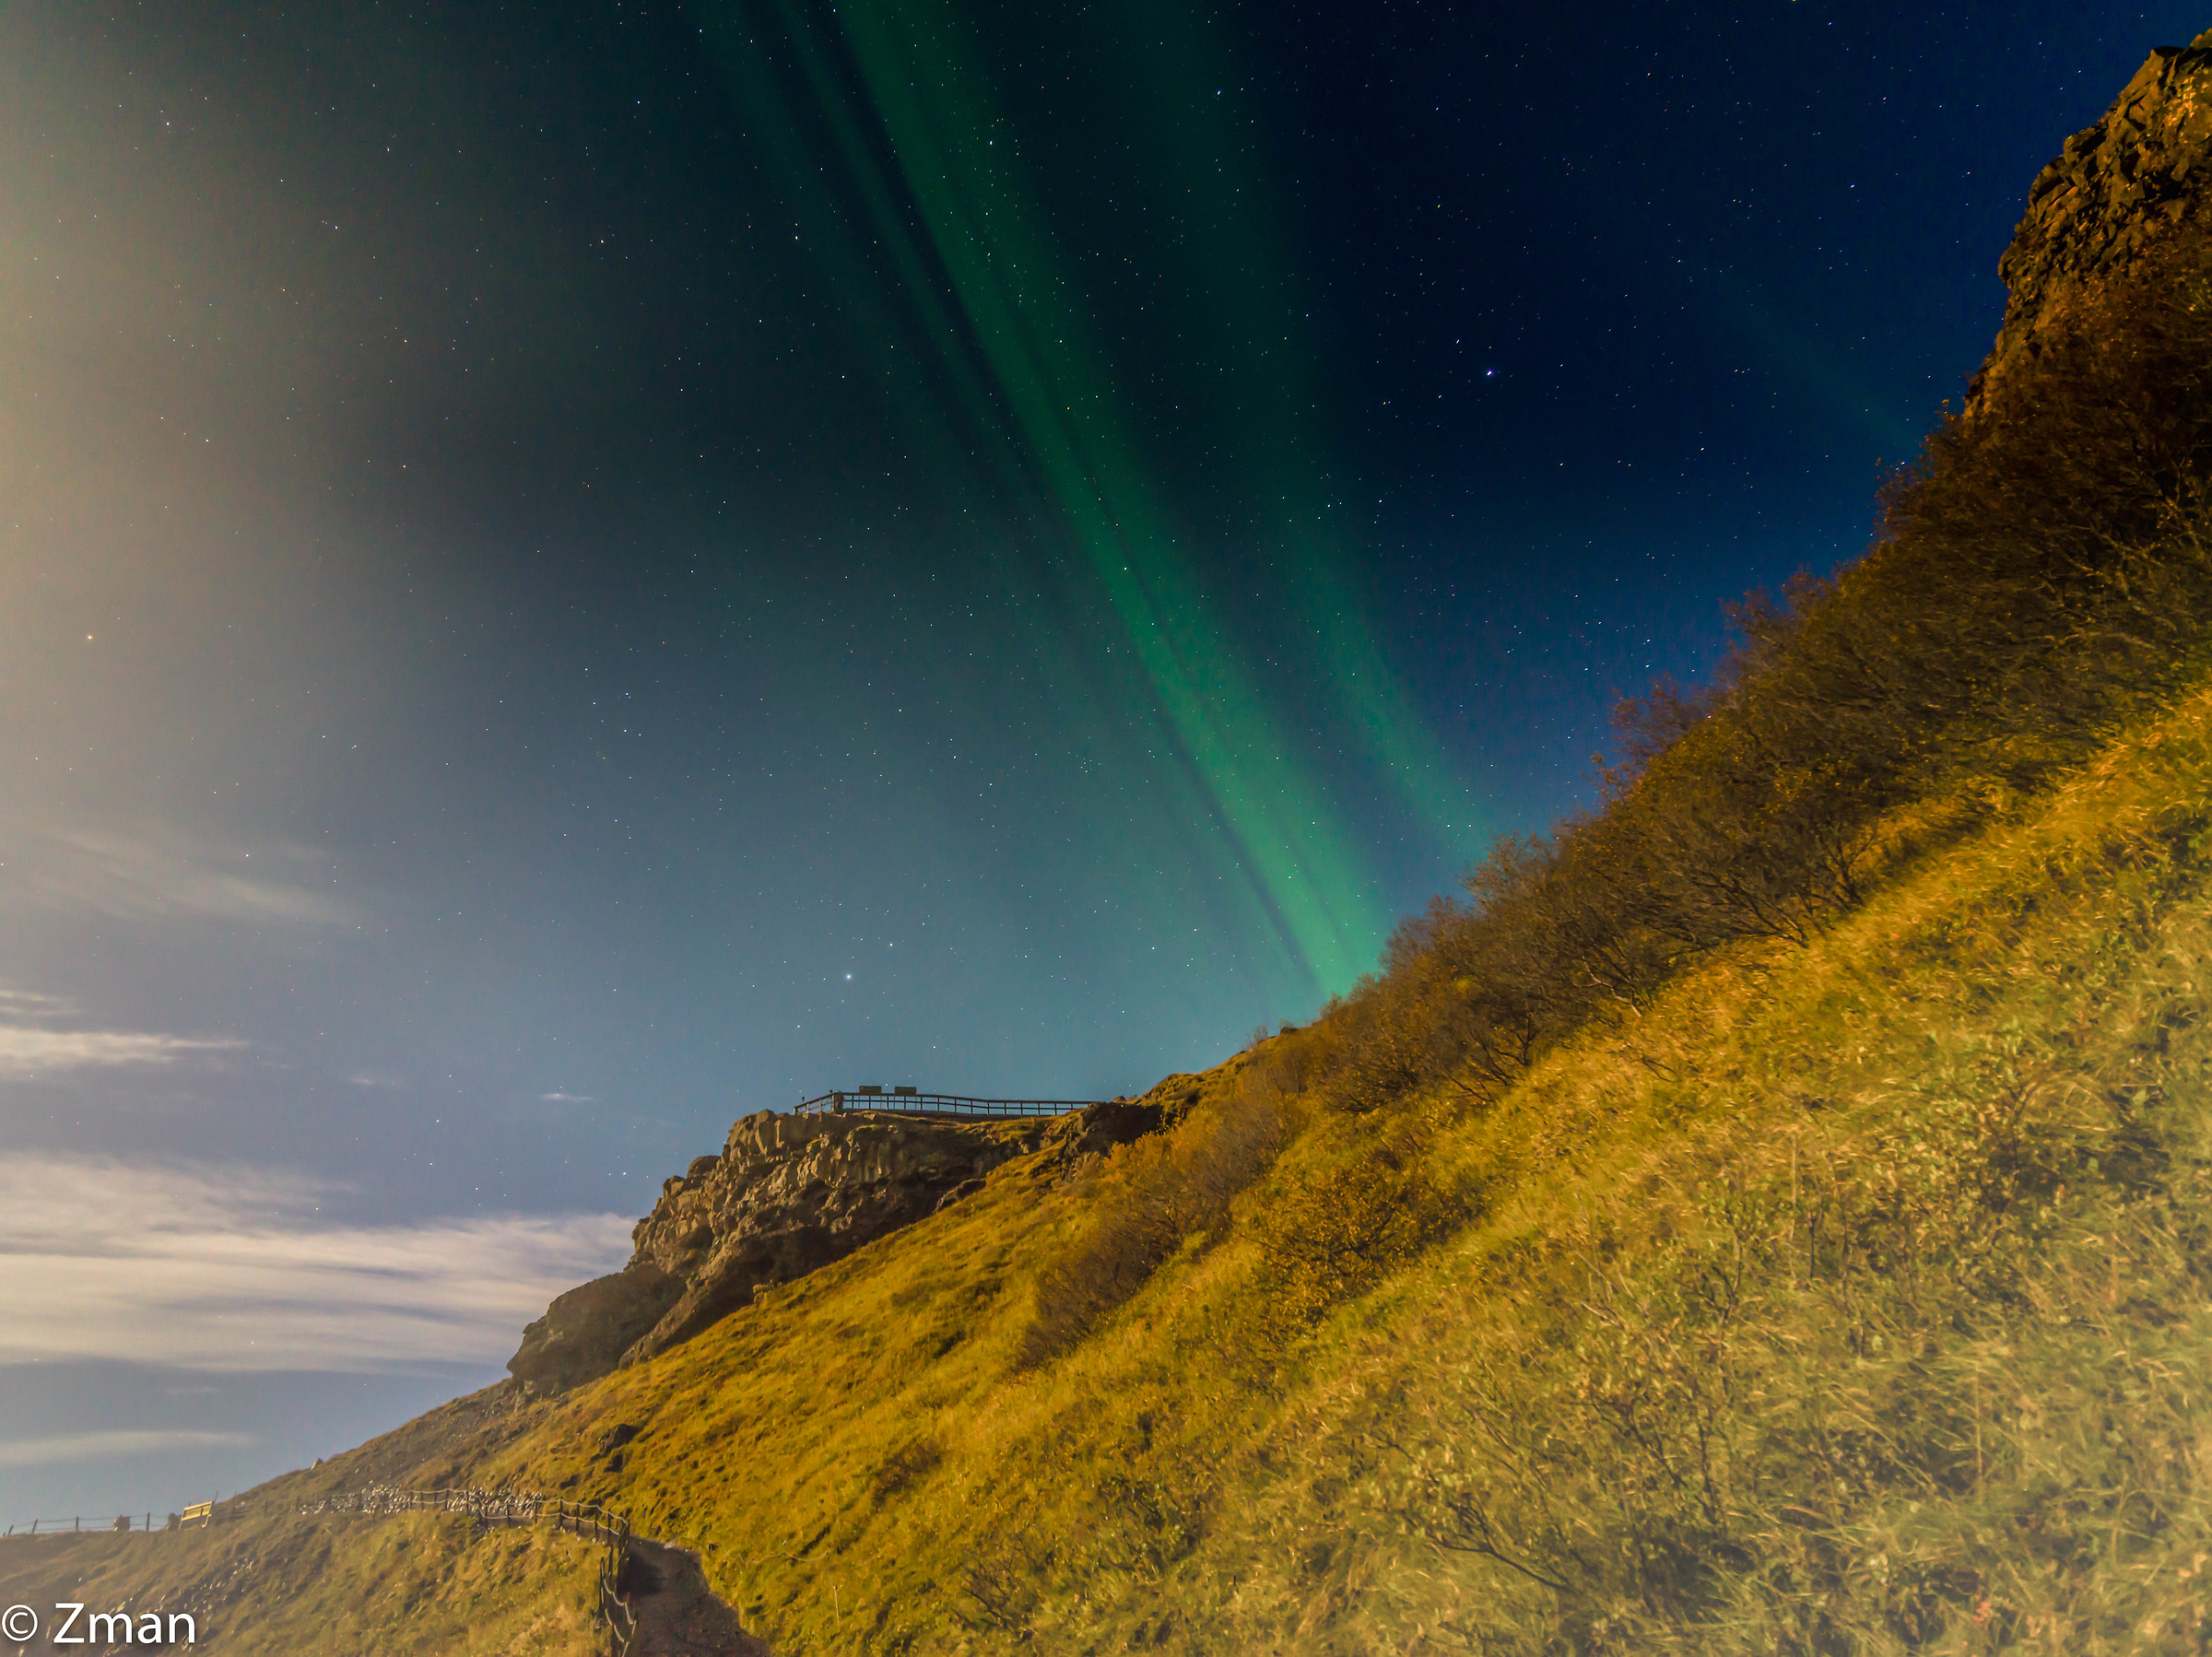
(836, 1, 1394, 990)
(1067, 13, 1477, 851)
(696, 0, 1492, 995)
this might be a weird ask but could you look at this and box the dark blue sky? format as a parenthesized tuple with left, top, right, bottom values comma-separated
(0, 0, 2198, 1519)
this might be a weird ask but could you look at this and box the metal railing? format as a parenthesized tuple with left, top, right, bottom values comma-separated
(796, 1088, 1106, 1120)
(300, 1485, 638, 1656)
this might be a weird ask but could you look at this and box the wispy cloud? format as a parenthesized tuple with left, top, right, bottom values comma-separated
(0, 1428, 259, 1471)
(347, 1071, 406, 1090)
(0, 988, 77, 1018)
(537, 1091, 595, 1104)
(0, 1157, 632, 1372)
(6, 824, 362, 929)
(0, 1027, 244, 1079)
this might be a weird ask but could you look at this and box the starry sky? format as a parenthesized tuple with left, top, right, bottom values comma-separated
(2, 0, 2200, 1520)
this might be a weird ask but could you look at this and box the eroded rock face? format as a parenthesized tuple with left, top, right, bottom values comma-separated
(506, 1263, 683, 1395)
(506, 1102, 1159, 1393)
(1974, 30, 2212, 410)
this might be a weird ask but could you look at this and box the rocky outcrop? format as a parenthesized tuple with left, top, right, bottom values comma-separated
(1973, 30, 2212, 410)
(507, 1102, 1160, 1393)
(505, 1263, 684, 1395)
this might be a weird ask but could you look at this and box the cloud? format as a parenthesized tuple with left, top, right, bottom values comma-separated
(347, 1072, 406, 1090)
(6, 824, 363, 929)
(537, 1091, 595, 1103)
(0, 1027, 244, 1079)
(0, 988, 77, 1018)
(0, 1157, 632, 1372)
(0, 1428, 259, 1471)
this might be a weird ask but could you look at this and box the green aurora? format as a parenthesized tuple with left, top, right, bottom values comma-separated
(695, 0, 1484, 996)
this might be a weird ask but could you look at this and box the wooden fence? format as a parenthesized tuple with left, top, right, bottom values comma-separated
(6, 1487, 642, 1655)
(797, 1087, 1106, 1120)
(3, 1513, 167, 1537)
(300, 1485, 639, 1657)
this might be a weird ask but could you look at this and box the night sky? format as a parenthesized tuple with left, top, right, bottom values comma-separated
(3, 0, 2199, 1518)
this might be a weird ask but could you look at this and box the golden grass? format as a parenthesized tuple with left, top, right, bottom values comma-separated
(22, 680, 2212, 1654)
(442, 676, 2212, 1654)
(0, 1513, 600, 1655)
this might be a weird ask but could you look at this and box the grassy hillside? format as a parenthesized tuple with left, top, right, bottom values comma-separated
(18, 106, 2212, 1657)
(17, 676, 2210, 1654)
(0, 1510, 600, 1656)
(18, 578, 2212, 1657)
(369, 670, 2200, 1656)
(388, 227, 2212, 1651)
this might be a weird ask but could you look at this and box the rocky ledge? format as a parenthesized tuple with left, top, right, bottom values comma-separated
(1975, 29, 2212, 409)
(507, 1101, 1159, 1393)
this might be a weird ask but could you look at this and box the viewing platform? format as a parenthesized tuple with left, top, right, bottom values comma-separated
(794, 1086, 1111, 1121)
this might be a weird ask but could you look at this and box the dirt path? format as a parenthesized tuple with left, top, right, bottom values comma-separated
(625, 1539, 771, 1656)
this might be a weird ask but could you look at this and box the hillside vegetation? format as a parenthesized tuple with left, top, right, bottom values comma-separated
(453, 675, 2212, 1656)
(0, 1510, 600, 1656)
(15, 92, 2212, 1657)
(472, 230, 2212, 1651)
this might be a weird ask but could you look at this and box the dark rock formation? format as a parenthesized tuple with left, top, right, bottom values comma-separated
(505, 1263, 683, 1394)
(507, 1101, 1159, 1393)
(1974, 30, 2212, 410)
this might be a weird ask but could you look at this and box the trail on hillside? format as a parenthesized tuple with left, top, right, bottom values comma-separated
(626, 1540, 771, 1657)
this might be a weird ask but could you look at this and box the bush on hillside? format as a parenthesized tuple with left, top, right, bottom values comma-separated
(1023, 232, 2212, 1369)
(1018, 1060, 1297, 1365)
(1380, 817, 2212, 1651)
(1359, 231, 2212, 1125)
(1250, 1109, 1470, 1334)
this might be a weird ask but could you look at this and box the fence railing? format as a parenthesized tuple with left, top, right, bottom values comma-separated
(4, 1512, 171, 1537)
(300, 1486, 639, 1657)
(796, 1088, 1106, 1120)
(599, 1531, 639, 1657)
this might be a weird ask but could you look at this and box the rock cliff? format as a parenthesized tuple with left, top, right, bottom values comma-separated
(1973, 29, 2212, 409)
(507, 1101, 1159, 1393)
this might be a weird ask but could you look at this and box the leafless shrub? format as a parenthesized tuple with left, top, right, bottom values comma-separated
(1339, 231, 2212, 1134)
(1018, 1067, 1296, 1365)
